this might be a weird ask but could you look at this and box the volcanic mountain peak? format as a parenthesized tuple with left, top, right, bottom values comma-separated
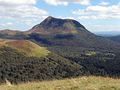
(45, 16, 54, 20)
(28, 16, 86, 34)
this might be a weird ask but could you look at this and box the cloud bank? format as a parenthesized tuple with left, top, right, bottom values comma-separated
(73, 3, 120, 20)
(0, 0, 48, 20)
(44, 0, 90, 6)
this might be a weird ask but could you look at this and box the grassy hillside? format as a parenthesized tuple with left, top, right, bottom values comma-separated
(0, 39, 50, 57)
(1, 76, 120, 90)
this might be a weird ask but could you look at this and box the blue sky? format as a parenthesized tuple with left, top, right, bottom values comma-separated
(0, 0, 120, 33)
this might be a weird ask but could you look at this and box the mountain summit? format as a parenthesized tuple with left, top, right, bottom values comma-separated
(27, 16, 86, 34)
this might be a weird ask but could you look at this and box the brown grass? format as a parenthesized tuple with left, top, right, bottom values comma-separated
(0, 76, 120, 90)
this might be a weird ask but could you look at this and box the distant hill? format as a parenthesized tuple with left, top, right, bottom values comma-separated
(0, 29, 23, 35)
(108, 35, 120, 43)
(94, 31, 120, 37)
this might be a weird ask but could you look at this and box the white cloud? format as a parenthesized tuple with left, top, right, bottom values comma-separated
(57, 16, 75, 20)
(78, 16, 98, 20)
(0, 0, 36, 5)
(44, 0, 90, 6)
(0, 22, 13, 27)
(72, 3, 120, 20)
(23, 16, 49, 26)
(86, 23, 120, 32)
(7, 22, 13, 25)
(0, 0, 48, 20)
(0, 0, 49, 30)
(99, 1, 109, 6)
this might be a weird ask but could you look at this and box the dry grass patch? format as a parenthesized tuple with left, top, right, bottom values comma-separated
(0, 76, 120, 90)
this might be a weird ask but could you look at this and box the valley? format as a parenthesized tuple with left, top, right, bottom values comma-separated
(0, 16, 120, 85)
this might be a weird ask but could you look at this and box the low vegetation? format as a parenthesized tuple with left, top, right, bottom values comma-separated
(1, 76, 120, 90)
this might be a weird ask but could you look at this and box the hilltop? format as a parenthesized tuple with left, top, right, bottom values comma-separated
(26, 16, 86, 34)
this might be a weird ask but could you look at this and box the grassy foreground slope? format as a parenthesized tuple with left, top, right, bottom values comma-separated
(1, 76, 120, 90)
(0, 39, 50, 57)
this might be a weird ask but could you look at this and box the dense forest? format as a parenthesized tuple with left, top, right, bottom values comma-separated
(0, 46, 120, 84)
(0, 47, 83, 84)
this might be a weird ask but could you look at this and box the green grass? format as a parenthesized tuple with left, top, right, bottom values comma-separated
(63, 22, 76, 30)
(63, 22, 78, 34)
(1, 76, 120, 90)
(0, 39, 50, 58)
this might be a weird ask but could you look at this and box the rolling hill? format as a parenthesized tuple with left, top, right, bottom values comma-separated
(0, 39, 50, 57)
(0, 29, 23, 36)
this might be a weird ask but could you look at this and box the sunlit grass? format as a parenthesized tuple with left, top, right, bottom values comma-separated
(85, 51, 97, 56)
(1, 76, 120, 90)
(0, 39, 50, 58)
